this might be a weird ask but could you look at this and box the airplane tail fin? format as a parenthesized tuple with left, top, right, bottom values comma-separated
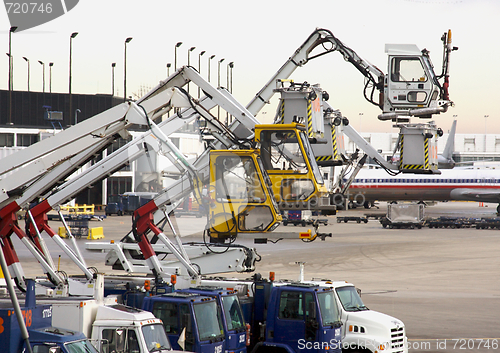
(442, 120, 457, 160)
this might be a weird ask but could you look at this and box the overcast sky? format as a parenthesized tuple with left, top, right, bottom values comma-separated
(1, 0, 499, 134)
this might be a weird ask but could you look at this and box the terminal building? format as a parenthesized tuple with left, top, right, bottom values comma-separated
(0, 89, 202, 207)
(347, 130, 500, 166)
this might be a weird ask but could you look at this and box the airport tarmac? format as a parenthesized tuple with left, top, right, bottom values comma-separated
(10, 201, 500, 352)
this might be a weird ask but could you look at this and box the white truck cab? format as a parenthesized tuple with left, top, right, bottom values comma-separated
(309, 280, 408, 353)
(91, 304, 183, 353)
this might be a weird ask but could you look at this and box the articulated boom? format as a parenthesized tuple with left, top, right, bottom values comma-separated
(247, 28, 455, 121)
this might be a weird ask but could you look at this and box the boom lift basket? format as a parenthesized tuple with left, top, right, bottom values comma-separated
(398, 123, 439, 173)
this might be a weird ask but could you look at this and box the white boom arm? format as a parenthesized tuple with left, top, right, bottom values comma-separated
(246, 28, 384, 116)
(0, 103, 147, 209)
(1, 66, 262, 290)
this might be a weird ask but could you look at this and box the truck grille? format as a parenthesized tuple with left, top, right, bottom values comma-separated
(391, 326, 405, 353)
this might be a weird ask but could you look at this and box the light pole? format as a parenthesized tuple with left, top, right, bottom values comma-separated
(111, 62, 116, 96)
(187, 46, 195, 93)
(227, 62, 234, 123)
(174, 42, 182, 70)
(227, 62, 234, 92)
(22, 56, 30, 92)
(208, 55, 215, 83)
(124, 37, 133, 102)
(49, 62, 53, 93)
(198, 51, 205, 98)
(484, 115, 489, 152)
(166, 63, 171, 76)
(69, 31, 78, 125)
(217, 58, 224, 119)
(217, 58, 225, 88)
(187, 46, 195, 66)
(38, 60, 45, 93)
(8, 26, 17, 125)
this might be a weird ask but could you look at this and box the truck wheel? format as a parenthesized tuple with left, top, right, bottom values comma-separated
(283, 221, 288, 226)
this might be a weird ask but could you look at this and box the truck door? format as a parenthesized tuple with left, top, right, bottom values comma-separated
(388, 57, 433, 109)
(100, 328, 139, 353)
(274, 290, 316, 351)
(152, 301, 193, 351)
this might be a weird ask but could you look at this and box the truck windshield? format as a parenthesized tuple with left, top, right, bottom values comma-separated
(317, 291, 340, 326)
(65, 339, 99, 353)
(336, 286, 369, 312)
(221, 294, 245, 331)
(193, 301, 224, 341)
(142, 324, 172, 352)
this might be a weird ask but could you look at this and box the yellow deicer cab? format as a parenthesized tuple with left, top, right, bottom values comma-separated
(207, 149, 281, 240)
(255, 123, 331, 211)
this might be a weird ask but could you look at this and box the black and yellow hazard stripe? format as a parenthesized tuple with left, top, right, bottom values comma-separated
(316, 155, 333, 162)
(307, 100, 313, 137)
(399, 135, 404, 169)
(401, 164, 425, 170)
(331, 124, 339, 160)
(424, 137, 430, 169)
(279, 99, 285, 124)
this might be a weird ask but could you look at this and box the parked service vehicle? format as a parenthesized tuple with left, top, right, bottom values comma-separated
(306, 280, 407, 353)
(37, 275, 184, 353)
(203, 275, 343, 353)
(178, 287, 247, 353)
(142, 292, 226, 353)
(0, 280, 98, 353)
(203, 273, 407, 353)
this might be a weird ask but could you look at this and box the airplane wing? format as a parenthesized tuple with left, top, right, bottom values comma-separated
(450, 188, 500, 203)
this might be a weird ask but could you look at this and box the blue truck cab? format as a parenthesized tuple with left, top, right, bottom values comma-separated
(105, 194, 124, 216)
(142, 292, 225, 353)
(0, 279, 98, 353)
(179, 287, 247, 353)
(248, 279, 343, 353)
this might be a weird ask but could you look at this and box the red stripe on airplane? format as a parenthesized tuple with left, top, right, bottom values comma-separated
(350, 185, 500, 189)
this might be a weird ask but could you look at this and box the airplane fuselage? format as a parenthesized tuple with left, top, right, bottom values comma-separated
(347, 168, 500, 205)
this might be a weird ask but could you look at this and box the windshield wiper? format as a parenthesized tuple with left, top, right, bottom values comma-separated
(345, 305, 363, 311)
(150, 345, 170, 352)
